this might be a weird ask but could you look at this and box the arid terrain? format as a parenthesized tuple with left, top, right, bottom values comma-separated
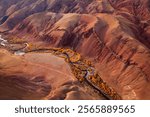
(0, 0, 150, 100)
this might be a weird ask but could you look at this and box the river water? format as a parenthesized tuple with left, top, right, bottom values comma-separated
(0, 35, 121, 99)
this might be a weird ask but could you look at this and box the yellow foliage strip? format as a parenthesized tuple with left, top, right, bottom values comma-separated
(26, 46, 122, 100)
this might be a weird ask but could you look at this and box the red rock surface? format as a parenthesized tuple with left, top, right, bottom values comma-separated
(0, 0, 150, 99)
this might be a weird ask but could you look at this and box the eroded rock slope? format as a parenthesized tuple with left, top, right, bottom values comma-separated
(0, 0, 150, 99)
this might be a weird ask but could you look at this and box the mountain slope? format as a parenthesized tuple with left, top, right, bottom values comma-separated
(0, 0, 150, 99)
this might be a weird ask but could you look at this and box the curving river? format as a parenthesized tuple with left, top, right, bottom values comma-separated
(0, 34, 122, 100)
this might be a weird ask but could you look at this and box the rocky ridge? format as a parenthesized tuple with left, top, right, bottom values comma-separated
(0, 0, 150, 99)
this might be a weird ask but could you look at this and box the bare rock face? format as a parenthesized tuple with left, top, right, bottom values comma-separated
(0, 0, 150, 99)
(0, 0, 114, 31)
